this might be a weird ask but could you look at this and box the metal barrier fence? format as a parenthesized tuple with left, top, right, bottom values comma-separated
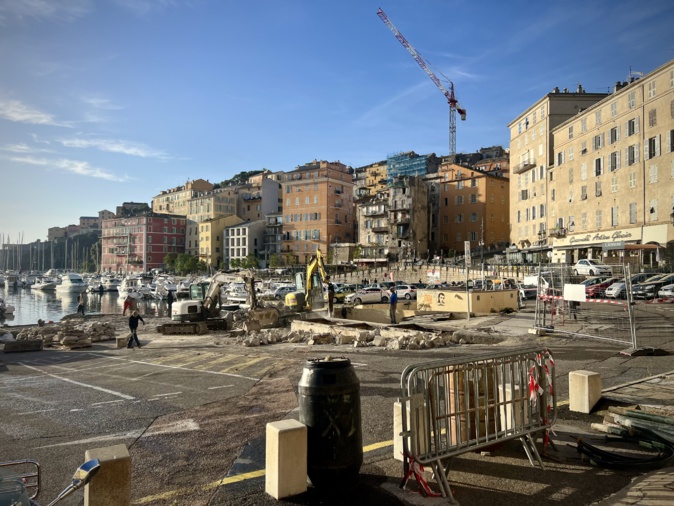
(399, 347, 555, 501)
(532, 264, 637, 348)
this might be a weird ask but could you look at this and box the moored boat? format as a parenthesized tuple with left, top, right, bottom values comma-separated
(55, 273, 88, 293)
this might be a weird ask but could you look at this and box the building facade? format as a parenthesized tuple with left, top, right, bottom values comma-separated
(223, 219, 267, 269)
(508, 86, 608, 261)
(198, 215, 244, 268)
(101, 213, 186, 274)
(549, 59, 674, 265)
(281, 160, 355, 264)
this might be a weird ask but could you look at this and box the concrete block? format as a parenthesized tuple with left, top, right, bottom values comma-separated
(569, 370, 602, 414)
(265, 420, 307, 499)
(115, 336, 129, 349)
(393, 395, 428, 462)
(499, 384, 529, 432)
(84, 444, 131, 506)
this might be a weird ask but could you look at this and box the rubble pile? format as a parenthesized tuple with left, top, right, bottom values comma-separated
(16, 321, 116, 347)
(236, 322, 455, 350)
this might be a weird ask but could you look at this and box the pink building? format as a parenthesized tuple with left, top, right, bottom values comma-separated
(101, 213, 186, 274)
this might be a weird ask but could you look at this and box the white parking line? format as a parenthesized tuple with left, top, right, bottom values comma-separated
(91, 399, 126, 407)
(154, 392, 182, 397)
(208, 385, 234, 390)
(19, 363, 135, 400)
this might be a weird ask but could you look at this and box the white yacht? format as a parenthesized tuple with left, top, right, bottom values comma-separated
(32, 277, 57, 291)
(101, 275, 122, 292)
(56, 273, 88, 293)
(118, 277, 152, 299)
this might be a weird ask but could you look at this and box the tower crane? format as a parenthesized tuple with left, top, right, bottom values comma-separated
(376, 7, 466, 159)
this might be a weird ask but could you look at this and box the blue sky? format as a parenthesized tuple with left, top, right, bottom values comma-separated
(1, 0, 673, 244)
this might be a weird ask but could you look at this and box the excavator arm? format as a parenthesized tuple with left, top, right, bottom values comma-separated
(203, 272, 229, 316)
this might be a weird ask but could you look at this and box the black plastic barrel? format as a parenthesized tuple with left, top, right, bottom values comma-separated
(298, 357, 363, 488)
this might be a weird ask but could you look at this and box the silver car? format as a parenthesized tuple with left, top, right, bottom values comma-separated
(345, 287, 389, 305)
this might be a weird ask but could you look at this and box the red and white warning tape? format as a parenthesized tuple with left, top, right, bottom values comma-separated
(646, 297, 674, 304)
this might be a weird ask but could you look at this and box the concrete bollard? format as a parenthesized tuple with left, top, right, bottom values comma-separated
(84, 444, 131, 506)
(569, 370, 602, 414)
(265, 419, 307, 499)
(393, 395, 428, 462)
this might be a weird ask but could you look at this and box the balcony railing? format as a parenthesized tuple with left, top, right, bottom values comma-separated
(371, 226, 389, 233)
(549, 227, 567, 238)
(513, 159, 536, 174)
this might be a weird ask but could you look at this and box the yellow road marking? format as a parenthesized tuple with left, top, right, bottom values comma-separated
(219, 356, 269, 373)
(133, 440, 393, 504)
(193, 354, 241, 370)
(150, 352, 196, 364)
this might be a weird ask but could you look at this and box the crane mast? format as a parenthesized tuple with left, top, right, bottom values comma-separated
(376, 7, 466, 159)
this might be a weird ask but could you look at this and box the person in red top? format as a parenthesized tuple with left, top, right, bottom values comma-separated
(123, 294, 133, 316)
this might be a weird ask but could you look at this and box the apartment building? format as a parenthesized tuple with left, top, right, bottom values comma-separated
(281, 160, 355, 264)
(101, 213, 186, 274)
(436, 163, 510, 258)
(223, 219, 266, 268)
(236, 177, 282, 222)
(352, 160, 388, 198)
(198, 215, 244, 268)
(356, 192, 389, 261)
(151, 179, 214, 215)
(263, 212, 283, 266)
(509, 86, 608, 261)
(549, 59, 674, 265)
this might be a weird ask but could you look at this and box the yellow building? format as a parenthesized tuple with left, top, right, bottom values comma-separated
(549, 59, 674, 265)
(508, 86, 608, 261)
(198, 215, 244, 268)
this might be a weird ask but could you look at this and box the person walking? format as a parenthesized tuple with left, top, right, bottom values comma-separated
(127, 310, 145, 349)
(123, 294, 133, 316)
(167, 290, 174, 317)
(77, 292, 85, 315)
(389, 286, 398, 324)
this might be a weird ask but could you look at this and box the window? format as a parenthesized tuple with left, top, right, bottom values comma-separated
(540, 204, 545, 218)
(457, 181, 464, 189)
(627, 117, 639, 136)
(596, 210, 602, 229)
(581, 163, 587, 180)
(470, 213, 478, 222)
(581, 117, 587, 132)
(314, 196, 318, 204)
(611, 207, 619, 226)
(645, 136, 660, 159)
(610, 126, 620, 144)
(557, 151, 565, 165)
(581, 212, 587, 230)
(568, 126, 573, 139)
(470, 194, 478, 203)
(568, 147, 574, 161)
(471, 178, 478, 187)
(611, 102, 617, 118)
(610, 151, 620, 171)
(581, 141, 588, 155)
(595, 181, 602, 197)
(551, 189, 555, 201)
(611, 175, 618, 193)
(568, 188, 573, 202)
(568, 168, 574, 184)
(456, 214, 464, 223)
(295, 197, 299, 205)
(649, 109, 657, 127)
(628, 91, 636, 109)
(305, 197, 309, 205)
(649, 164, 658, 183)
(648, 81, 656, 99)
(629, 171, 637, 188)
(629, 203, 637, 224)
(668, 130, 674, 152)
(593, 133, 604, 150)
(594, 157, 604, 176)
(627, 144, 640, 165)
(595, 109, 602, 125)
(649, 200, 658, 221)
(581, 186, 587, 200)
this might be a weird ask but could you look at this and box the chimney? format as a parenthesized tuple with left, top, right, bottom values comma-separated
(577, 84, 584, 93)
(553, 86, 560, 93)
(614, 81, 622, 93)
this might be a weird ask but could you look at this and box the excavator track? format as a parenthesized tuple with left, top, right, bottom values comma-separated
(156, 322, 209, 335)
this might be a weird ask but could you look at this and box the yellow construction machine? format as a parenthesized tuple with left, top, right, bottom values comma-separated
(285, 249, 329, 312)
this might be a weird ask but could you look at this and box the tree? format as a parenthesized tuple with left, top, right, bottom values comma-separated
(164, 253, 177, 272)
(242, 254, 259, 269)
(269, 254, 281, 268)
(214, 170, 264, 188)
(283, 253, 297, 266)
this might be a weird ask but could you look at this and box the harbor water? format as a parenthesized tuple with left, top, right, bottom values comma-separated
(1, 287, 171, 327)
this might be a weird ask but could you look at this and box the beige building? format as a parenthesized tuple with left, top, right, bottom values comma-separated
(509, 86, 608, 261)
(549, 59, 674, 265)
(281, 160, 355, 265)
(151, 179, 214, 215)
(352, 160, 388, 199)
(198, 215, 244, 268)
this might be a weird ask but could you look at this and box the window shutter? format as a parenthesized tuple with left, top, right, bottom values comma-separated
(667, 131, 672, 153)
(616, 127, 620, 141)
(624, 121, 628, 138)
(636, 116, 640, 133)
(656, 135, 660, 157)
(644, 143, 649, 161)
(616, 150, 621, 169)
(635, 143, 640, 163)
(601, 132, 605, 147)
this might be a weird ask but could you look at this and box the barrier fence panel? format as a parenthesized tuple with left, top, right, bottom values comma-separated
(399, 347, 555, 501)
(631, 280, 674, 351)
(532, 264, 637, 348)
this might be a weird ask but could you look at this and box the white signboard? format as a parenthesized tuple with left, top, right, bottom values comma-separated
(464, 241, 471, 267)
(563, 284, 587, 302)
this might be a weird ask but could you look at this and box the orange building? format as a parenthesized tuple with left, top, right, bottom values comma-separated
(281, 160, 355, 264)
(437, 163, 510, 259)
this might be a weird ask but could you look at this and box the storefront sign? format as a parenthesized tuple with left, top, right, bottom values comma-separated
(602, 241, 625, 251)
(555, 227, 640, 247)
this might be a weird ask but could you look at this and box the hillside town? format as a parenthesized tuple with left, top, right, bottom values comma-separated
(2, 58, 673, 276)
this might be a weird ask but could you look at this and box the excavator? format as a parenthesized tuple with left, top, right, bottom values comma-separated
(159, 270, 281, 335)
(285, 249, 329, 313)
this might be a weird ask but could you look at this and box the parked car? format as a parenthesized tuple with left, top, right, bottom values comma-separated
(395, 284, 417, 300)
(585, 277, 622, 298)
(605, 273, 657, 299)
(659, 283, 674, 298)
(633, 274, 674, 299)
(273, 285, 296, 299)
(573, 259, 613, 276)
(345, 287, 389, 305)
(518, 283, 538, 300)
(324, 285, 354, 303)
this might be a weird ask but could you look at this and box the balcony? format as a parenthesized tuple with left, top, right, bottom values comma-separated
(513, 159, 536, 174)
(549, 227, 567, 238)
(364, 209, 387, 217)
(372, 226, 389, 233)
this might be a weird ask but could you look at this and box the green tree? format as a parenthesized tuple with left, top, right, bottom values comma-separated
(164, 253, 177, 272)
(269, 254, 281, 268)
(230, 258, 241, 269)
(243, 254, 259, 269)
(283, 254, 297, 266)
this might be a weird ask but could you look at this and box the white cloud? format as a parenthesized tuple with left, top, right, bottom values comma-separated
(0, 0, 92, 23)
(81, 96, 124, 111)
(1, 143, 54, 154)
(0, 99, 69, 127)
(58, 137, 169, 159)
(11, 155, 130, 182)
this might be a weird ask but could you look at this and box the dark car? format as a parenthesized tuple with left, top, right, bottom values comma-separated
(585, 276, 622, 299)
(633, 273, 674, 299)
